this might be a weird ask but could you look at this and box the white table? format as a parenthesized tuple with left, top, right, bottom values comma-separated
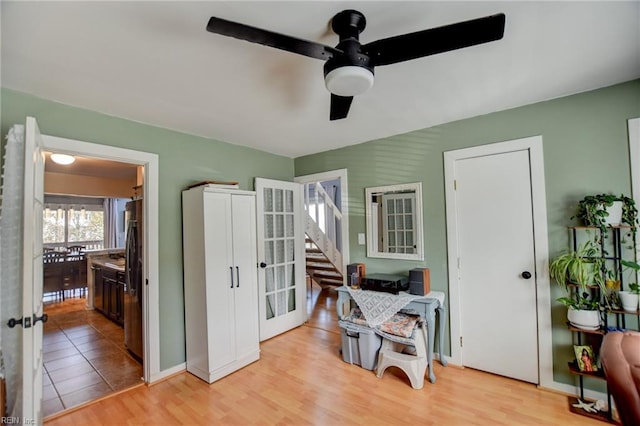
(336, 286, 447, 383)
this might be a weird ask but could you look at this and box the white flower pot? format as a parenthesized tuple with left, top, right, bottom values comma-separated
(602, 201, 623, 225)
(567, 308, 601, 330)
(619, 291, 639, 313)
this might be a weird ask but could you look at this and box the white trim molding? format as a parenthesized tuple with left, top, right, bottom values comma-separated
(444, 136, 552, 389)
(42, 135, 161, 384)
(294, 168, 350, 269)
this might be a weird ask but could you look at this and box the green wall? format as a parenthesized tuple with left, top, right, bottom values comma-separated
(1, 88, 295, 370)
(3, 79, 639, 386)
(295, 79, 640, 386)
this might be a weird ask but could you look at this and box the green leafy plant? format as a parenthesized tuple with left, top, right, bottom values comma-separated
(620, 259, 640, 294)
(572, 193, 638, 234)
(549, 241, 607, 310)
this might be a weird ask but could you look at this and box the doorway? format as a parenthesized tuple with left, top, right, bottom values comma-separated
(41, 154, 143, 416)
(294, 169, 349, 323)
(444, 136, 554, 387)
(39, 135, 160, 415)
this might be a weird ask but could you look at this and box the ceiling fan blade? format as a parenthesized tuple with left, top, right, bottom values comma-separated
(364, 13, 506, 67)
(330, 94, 353, 121)
(207, 17, 341, 61)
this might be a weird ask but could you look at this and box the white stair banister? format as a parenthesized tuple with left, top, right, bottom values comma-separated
(303, 182, 343, 274)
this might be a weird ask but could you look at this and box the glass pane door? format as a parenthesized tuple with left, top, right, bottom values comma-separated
(255, 178, 305, 341)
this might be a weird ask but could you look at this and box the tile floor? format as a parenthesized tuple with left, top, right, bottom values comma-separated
(42, 296, 143, 418)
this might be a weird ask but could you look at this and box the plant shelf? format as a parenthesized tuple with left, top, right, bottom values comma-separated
(566, 322, 605, 335)
(569, 225, 633, 230)
(567, 397, 618, 424)
(606, 307, 640, 315)
(567, 361, 606, 380)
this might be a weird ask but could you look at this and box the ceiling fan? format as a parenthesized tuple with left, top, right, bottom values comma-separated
(206, 10, 506, 121)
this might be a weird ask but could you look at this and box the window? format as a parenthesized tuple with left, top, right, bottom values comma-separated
(382, 192, 416, 254)
(43, 196, 105, 250)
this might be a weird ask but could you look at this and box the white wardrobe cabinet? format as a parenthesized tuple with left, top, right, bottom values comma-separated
(182, 186, 260, 383)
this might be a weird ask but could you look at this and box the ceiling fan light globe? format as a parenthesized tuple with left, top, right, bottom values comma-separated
(50, 153, 76, 165)
(324, 66, 374, 96)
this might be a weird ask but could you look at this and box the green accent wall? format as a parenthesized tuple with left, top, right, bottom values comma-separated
(1, 88, 294, 370)
(3, 80, 639, 387)
(295, 79, 640, 386)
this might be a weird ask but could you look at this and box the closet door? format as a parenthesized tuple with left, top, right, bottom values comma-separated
(230, 194, 259, 360)
(202, 192, 236, 371)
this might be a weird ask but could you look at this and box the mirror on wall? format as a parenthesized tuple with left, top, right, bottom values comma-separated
(365, 182, 424, 260)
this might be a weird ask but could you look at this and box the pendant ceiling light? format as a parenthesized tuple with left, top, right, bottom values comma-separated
(50, 153, 75, 165)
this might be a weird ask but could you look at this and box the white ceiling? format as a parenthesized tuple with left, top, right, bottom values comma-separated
(2, 1, 639, 158)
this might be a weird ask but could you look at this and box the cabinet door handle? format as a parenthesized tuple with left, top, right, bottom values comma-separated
(229, 266, 234, 288)
(236, 266, 240, 288)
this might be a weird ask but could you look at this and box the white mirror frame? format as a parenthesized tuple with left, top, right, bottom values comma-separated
(365, 182, 424, 261)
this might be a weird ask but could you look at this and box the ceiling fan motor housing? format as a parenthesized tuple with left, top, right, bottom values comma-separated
(324, 10, 375, 97)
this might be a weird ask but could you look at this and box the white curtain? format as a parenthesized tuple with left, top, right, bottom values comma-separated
(0, 124, 26, 417)
(103, 198, 118, 248)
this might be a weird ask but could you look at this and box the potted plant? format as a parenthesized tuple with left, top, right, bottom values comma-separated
(572, 193, 638, 234)
(619, 259, 640, 312)
(549, 241, 607, 330)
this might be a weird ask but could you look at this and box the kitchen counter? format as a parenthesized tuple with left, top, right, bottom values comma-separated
(91, 256, 125, 273)
(85, 250, 125, 310)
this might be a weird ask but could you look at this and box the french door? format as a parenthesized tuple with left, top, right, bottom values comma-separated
(22, 116, 46, 423)
(255, 178, 305, 341)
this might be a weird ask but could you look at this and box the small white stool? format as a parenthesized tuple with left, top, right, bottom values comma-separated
(375, 323, 428, 389)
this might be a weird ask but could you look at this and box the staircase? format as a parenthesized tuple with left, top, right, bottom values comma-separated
(305, 239, 343, 287)
(303, 182, 344, 287)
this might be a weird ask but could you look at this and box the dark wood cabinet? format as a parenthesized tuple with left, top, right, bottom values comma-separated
(92, 263, 125, 326)
(92, 265, 104, 313)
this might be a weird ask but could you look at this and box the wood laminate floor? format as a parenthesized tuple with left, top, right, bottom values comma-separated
(45, 284, 605, 425)
(43, 295, 143, 418)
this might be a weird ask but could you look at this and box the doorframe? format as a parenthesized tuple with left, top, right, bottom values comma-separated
(41, 134, 160, 383)
(629, 117, 640, 241)
(443, 135, 553, 388)
(294, 168, 350, 280)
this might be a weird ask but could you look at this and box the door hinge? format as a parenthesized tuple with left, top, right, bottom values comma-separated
(454, 180, 457, 190)
(460, 336, 463, 347)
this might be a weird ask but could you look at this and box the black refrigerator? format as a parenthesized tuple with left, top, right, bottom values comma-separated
(125, 199, 143, 361)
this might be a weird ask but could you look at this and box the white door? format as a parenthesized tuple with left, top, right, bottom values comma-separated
(202, 191, 236, 370)
(255, 178, 305, 341)
(230, 194, 260, 359)
(449, 147, 539, 383)
(22, 117, 46, 422)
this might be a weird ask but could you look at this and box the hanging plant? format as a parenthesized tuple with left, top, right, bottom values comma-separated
(572, 193, 638, 235)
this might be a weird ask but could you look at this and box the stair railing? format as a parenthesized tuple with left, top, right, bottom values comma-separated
(303, 182, 343, 272)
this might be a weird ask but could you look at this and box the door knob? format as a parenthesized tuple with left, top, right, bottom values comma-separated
(521, 271, 532, 279)
(259, 262, 267, 268)
(34, 313, 49, 325)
